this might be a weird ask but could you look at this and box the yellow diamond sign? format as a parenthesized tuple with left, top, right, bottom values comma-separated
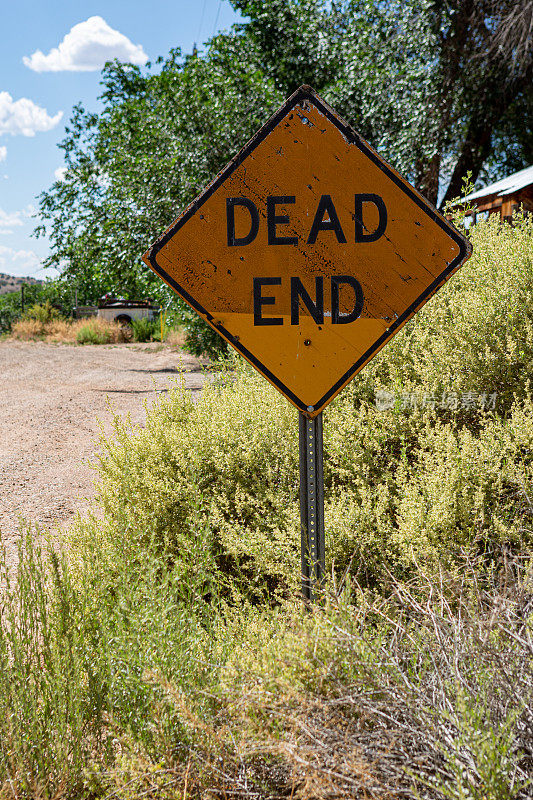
(143, 86, 471, 416)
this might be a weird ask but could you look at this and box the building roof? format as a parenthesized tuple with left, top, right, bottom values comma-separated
(463, 164, 533, 202)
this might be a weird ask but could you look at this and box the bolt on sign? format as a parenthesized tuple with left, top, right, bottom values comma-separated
(143, 85, 471, 418)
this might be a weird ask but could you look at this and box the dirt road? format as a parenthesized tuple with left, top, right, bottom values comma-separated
(0, 341, 206, 564)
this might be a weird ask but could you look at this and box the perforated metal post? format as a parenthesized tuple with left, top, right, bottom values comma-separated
(299, 411, 325, 602)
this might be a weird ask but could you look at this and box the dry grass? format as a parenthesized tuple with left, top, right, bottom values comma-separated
(178, 563, 532, 800)
(277, 576, 532, 799)
(9, 316, 185, 346)
(77, 562, 532, 800)
(9, 318, 48, 340)
(74, 317, 130, 344)
(0, 523, 530, 799)
(164, 327, 185, 348)
(10, 317, 128, 343)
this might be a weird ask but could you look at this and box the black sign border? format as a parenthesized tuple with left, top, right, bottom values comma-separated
(145, 85, 472, 415)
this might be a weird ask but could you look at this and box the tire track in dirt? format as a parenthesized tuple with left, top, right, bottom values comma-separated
(0, 341, 206, 567)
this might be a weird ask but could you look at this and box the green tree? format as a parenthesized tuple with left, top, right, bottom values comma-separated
(232, 0, 533, 206)
(36, 42, 281, 355)
(36, 2, 533, 354)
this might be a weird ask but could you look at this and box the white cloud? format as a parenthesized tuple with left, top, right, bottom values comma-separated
(0, 208, 23, 234)
(0, 245, 41, 275)
(0, 146, 6, 162)
(0, 205, 37, 235)
(0, 92, 62, 137)
(23, 16, 148, 73)
(54, 166, 67, 181)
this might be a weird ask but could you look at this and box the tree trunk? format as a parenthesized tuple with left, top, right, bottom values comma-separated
(417, 153, 441, 206)
(441, 64, 533, 208)
(441, 115, 494, 207)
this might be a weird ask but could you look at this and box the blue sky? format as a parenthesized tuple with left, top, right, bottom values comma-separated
(0, 0, 242, 277)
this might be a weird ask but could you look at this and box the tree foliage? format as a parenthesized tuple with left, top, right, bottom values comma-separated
(0, 279, 78, 334)
(36, 41, 281, 354)
(36, 1, 533, 354)
(232, 0, 533, 205)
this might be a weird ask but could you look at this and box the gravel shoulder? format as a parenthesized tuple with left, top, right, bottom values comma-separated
(0, 341, 206, 566)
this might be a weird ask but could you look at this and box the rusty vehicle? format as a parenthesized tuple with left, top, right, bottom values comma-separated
(96, 295, 159, 326)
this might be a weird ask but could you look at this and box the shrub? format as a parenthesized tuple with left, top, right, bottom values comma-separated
(92, 367, 533, 596)
(0, 303, 18, 335)
(356, 212, 533, 415)
(22, 300, 62, 325)
(1, 528, 530, 800)
(7, 314, 182, 345)
(0, 279, 85, 334)
(163, 326, 185, 348)
(85, 215, 533, 595)
(0, 281, 68, 335)
(213, 566, 533, 800)
(76, 318, 129, 345)
(0, 524, 230, 797)
(131, 316, 158, 342)
(9, 302, 68, 339)
(91, 367, 298, 598)
(10, 319, 46, 340)
(176, 301, 229, 357)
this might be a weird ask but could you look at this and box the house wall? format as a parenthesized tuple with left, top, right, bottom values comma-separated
(467, 187, 533, 224)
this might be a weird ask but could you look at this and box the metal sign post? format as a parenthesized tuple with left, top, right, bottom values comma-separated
(299, 411, 325, 602)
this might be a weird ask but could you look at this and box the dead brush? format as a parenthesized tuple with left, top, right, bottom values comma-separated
(45, 318, 78, 341)
(197, 559, 533, 800)
(8, 316, 130, 343)
(74, 317, 130, 345)
(9, 318, 46, 339)
(164, 327, 185, 348)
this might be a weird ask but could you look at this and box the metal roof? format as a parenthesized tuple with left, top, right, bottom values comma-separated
(463, 164, 533, 202)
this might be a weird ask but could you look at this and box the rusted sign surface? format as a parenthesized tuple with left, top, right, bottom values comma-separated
(143, 85, 471, 417)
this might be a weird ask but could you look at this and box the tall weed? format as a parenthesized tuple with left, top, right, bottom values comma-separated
(131, 315, 154, 342)
(210, 565, 533, 799)
(0, 533, 109, 796)
(9, 316, 128, 344)
(0, 521, 231, 797)
(76, 317, 129, 344)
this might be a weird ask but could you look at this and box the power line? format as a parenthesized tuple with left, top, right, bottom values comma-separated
(212, 0, 223, 38)
(16, 264, 55, 278)
(196, 0, 208, 44)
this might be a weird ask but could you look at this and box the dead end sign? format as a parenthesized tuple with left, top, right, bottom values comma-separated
(142, 85, 472, 418)
(143, 85, 473, 602)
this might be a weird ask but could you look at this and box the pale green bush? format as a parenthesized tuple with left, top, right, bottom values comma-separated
(351, 212, 533, 415)
(92, 369, 299, 597)
(91, 372, 533, 594)
(325, 401, 533, 583)
(85, 215, 533, 594)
